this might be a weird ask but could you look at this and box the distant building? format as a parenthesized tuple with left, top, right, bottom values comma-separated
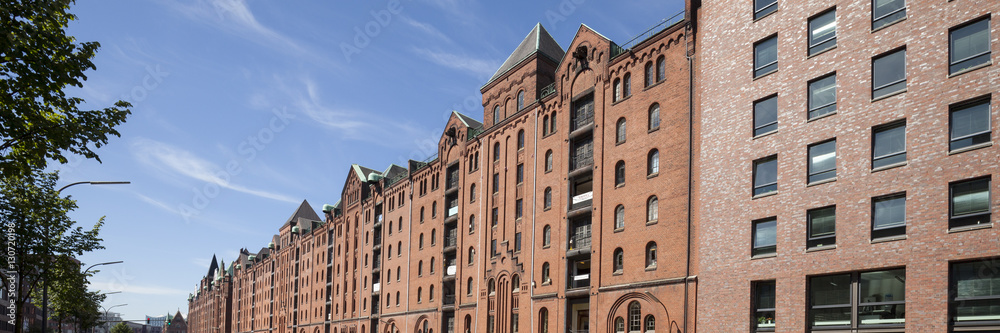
(145, 315, 167, 330)
(163, 311, 186, 333)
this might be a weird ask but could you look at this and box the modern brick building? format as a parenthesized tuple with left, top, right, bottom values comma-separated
(694, 0, 999, 331)
(187, 0, 1000, 332)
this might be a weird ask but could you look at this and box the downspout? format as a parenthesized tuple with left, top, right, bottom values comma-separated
(406, 179, 414, 317)
(529, 104, 540, 331)
(474, 135, 484, 333)
(682, 20, 695, 333)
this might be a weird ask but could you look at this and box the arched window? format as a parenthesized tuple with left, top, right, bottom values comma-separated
(469, 184, 476, 202)
(465, 315, 473, 333)
(646, 242, 657, 268)
(388, 244, 392, 258)
(544, 187, 552, 209)
(644, 315, 655, 333)
(387, 268, 391, 282)
(469, 215, 476, 234)
(541, 150, 551, 172)
(517, 90, 525, 110)
(429, 284, 435, 301)
(418, 260, 424, 276)
(432, 201, 437, 218)
(388, 221, 393, 235)
(542, 115, 550, 136)
(549, 112, 557, 133)
(648, 104, 660, 130)
(613, 78, 622, 102)
(420, 207, 425, 222)
(613, 248, 624, 272)
(397, 241, 402, 257)
(629, 301, 642, 332)
(647, 149, 659, 175)
(466, 277, 474, 296)
(615, 161, 626, 186)
(396, 291, 400, 306)
(539, 308, 549, 333)
(656, 56, 665, 82)
(468, 247, 475, 265)
(398, 217, 403, 231)
(431, 229, 437, 246)
(542, 225, 551, 247)
(417, 287, 423, 302)
(386, 293, 391, 307)
(430, 257, 436, 274)
(419, 233, 424, 249)
(493, 142, 501, 161)
(645, 62, 654, 87)
(511, 274, 520, 292)
(615, 317, 625, 333)
(493, 106, 500, 125)
(517, 129, 525, 149)
(542, 262, 551, 283)
(647, 196, 658, 223)
(623, 73, 632, 97)
(488, 279, 496, 295)
(396, 267, 400, 281)
(615, 205, 625, 230)
(616, 118, 627, 144)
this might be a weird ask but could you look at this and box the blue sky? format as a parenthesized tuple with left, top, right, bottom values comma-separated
(59, 0, 685, 320)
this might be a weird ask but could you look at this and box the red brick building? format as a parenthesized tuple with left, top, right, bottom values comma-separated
(694, 0, 1000, 331)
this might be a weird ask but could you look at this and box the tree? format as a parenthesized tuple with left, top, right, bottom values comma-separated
(110, 322, 131, 333)
(36, 256, 106, 333)
(0, 0, 131, 179)
(0, 171, 105, 333)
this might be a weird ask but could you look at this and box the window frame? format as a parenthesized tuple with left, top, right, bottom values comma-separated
(656, 56, 665, 82)
(949, 96, 992, 152)
(754, 35, 778, 78)
(807, 205, 836, 249)
(647, 149, 659, 176)
(754, 0, 778, 20)
(872, 192, 907, 239)
(647, 196, 659, 223)
(753, 155, 778, 196)
(950, 258, 1000, 327)
(645, 242, 657, 269)
(872, 0, 906, 31)
(807, 73, 837, 120)
(872, 120, 907, 170)
(517, 90, 525, 110)
(616, 118, 627, 144)
(752, 217, 777, 257)
(613, 248, 624, 273)
(949, 16, 992, 75)
(648, 103, 660, 131)
(752, 280, 776, 332)
(645, 62, 654, 87)
(808, 9, 837, 56)
(808, 269, 907, 329)
(949, 176, 992, 230)
(614, 205, 625, 230)
(807, 139, 837, 184)
(615, 161, 626, 187)
(872, 47, 907, 100)
(754, 94, 778, 137)
(544, 187, 552, 210)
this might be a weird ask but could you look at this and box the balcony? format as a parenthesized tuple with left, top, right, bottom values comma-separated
(569, 274, 590, 289)
(569, 154, 593, 175)
(444, 229, 458, 251)
(571, 109, 594, 132)
(567, 232, 591, 256)
(374, 215, 383, 227)
(446, 175, 459, 192)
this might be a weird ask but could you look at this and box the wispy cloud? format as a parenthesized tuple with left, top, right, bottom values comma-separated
(399, 15, 453, 43)
(90, 280, 189, 296)
(411, 48, 500, 79)
(130, 138, 299, 204)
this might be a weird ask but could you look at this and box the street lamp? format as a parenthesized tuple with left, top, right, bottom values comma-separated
(84, 261, 124, 274)
(101, 304, 127, 333)
(43, 181, 129, 333)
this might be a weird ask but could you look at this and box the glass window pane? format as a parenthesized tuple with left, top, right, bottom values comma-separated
(810, 274, 852, 327)
(809, 206, 836, 238)
(859, 269, 906, 325)
(953, 178, 990, 216)
(873, 49, 906, 99)
(874, 195, 906, 229)
(950, 100, 991, 151)
(753, 219, 776, 251)
(953, 260, 1000, 322)
(950, 18, 991, 74)
(754, 157, 778, 195)
(808, 74, 837, 119)
(873, 123, 906, 169)
(755, 36, 778, 77)
(754, 96, 778, 136)
(755, 0, 777, 19)
(809, 10, 837, 55)
(808, 140, 837, 183)
(873, 0, 905, 30)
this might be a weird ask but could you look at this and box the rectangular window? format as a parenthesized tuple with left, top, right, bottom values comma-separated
(752, 281, 776, 332)
(754, 35, 778, 78)
(809, 9, 837, 56)
(873, 48, 906, 100)
(752, 217, 777, 257)
(810, 274, 851, 328)
(515, 199, 523, 219)
(754, 95, 778, 136)
(872, 193, 906, 239)
(872, 0, 905, 30)
(514, 232, 522, 252)
(808, 139, 837, 183)
(808, 74, 836, 119)
(754, 0, 777, 20)
(491, 207, 498, 227)
(872, 121, 906, 169)
(516, 164, 524, 184)
(950, 17, 991, 75)
(950, 177, 991, 229)
(951, 259, 1000, 325)
(807, 206, 836, 249)
(950, 97, 991, 152)
(491, 239, 498, 257)
(492, 173, 500, 193)
(753, 155, 778, 196)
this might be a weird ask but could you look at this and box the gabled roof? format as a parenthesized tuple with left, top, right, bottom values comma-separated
(485, 23, 565, 86)
(283, 200, 321, 227)
(453, 111, 483, 129)
(352, 164, 381, 182)
(383, 164, 409, 187)
(206, 255, 218, 279)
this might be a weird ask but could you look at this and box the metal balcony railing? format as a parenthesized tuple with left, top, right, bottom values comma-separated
(446, 175, 459, 190)
(568, 232, 591, 252)
(569, 153, 593, 172)
(571, 110, 594, 132)
(540, 83, 556, 99)
(443, 294, 455, 305)
(444, 230, 457, 247)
